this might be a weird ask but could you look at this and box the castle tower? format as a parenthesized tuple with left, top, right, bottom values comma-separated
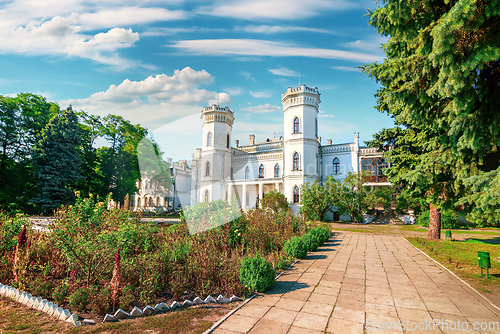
(282, 84, 321, 209)
(200, 104, 234, 202)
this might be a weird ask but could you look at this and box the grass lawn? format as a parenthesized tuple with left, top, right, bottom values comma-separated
(407, 237, 500, 297)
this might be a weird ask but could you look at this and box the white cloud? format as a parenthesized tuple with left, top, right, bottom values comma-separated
(343, 36, 389, 53)
(269, 67, 298, 77)
(241, 104, 281, 113)
(78, 7, 186, 30)
(319, 110, 335, 118)
(142, 27, 227, 37)
(197, 0, 357, 20)
(61, 67, 233, 130)
(223, 87, 242, 96)
(330, 65, 361, 72)
(249, 91, 272, 98)
(0, 2, 188, 68)
(235, 25, 336, 35)
(170, 39, 383, 63)
(240, 71, 257, 82)
(0, 15, 143, 69)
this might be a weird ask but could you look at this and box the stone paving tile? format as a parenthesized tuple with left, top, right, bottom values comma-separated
(212, 328, 245, 334)
(326, 318, 364, 334)
(274, 297, 306, 312)
(235, 304, 272, 318)
(331, 305, 364, 324)
(247, 319, 289, 334)
(301, 301, 334, 317)
(313, 285, 339, 296)
(292, 312, 329, 332)
(287, 326, 324, 334)
(365, 302, 398, 318)
(307, 292, 337, 305)
(261, 307, 298, 324)
(219, 314, 259, 333)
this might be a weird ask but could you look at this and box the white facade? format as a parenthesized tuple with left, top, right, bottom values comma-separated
(131, 84, 388, 215)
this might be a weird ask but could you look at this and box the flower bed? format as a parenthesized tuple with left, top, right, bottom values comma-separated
(0, 194, 331, 318)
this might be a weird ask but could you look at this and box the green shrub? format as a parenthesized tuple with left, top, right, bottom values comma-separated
(30, 278, 54, 300)
(417, 209, 458, 229)
(52, 281, 70, 304)
(311, 227, 330, 245)
(239, 255, 275, 292)
(68, 287, 91, 312)
(283, 236, 307, 259)
(90, 285, 113, 314)
(118, 283, 135, 310)
(302, 233, 319, 252)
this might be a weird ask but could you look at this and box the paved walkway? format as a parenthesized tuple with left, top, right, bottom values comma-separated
(213, 232, 500, 334)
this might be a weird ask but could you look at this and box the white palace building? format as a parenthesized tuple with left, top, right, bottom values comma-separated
(130, 84, 389, 219)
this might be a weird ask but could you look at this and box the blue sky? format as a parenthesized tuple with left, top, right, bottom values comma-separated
(0, 0, 395, 162)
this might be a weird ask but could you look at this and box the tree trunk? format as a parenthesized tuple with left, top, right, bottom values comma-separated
(427, 203, 441, 239)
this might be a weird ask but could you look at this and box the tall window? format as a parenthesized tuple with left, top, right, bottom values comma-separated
(274, 164, 280, 178)
(293, 152, 300, 170)
(205, 161, 210, 176)
(315, 119, 318, 137)
(245, 166, 250, 179)
(293, 186, 300, 203)
(231, 167, 234, 180)
(293, 117, 300, 133)
(207, 132, 212, 146)
(205, 190, 209, 202)
(333, 157, 340, 174)
(227, 134, 230, 148)
(258, 164, 264, 178)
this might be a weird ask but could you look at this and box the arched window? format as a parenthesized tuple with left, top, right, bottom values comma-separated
(274, 164, 280, 178)
(333, 157, 340, 174)
(245, 166, 250, 179)
(227, 134, 230, 149)
(293, 152, 300, 170)
(149, 197, 154, 207)
(204, 189, 209, 202)
(293, 117, 300, 133)
(293, 186, 300, 204)
(206, 161, 210, 176)
(207, 132, 212, 146)
(231, 167, 234, 180)
(258, 164, 264, 178)
(225, 191, 228, 201)
(315, 119, 318, 137)
(156, 197, 160, 206)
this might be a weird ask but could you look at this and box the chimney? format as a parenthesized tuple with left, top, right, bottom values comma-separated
(249, 134, 255, 145)
(166, 157, 173, 164)
(179, 160, 187, 170)
(327, 139, 332, 145)
(196, 148, 202, 159)
(235, 139, 239, 148)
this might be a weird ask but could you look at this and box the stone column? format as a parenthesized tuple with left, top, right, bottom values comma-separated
(242, 184, 247, 209)
(275, 182, 279, 191)
(259, 183, 263, 200)
(228, 184, 233, 202)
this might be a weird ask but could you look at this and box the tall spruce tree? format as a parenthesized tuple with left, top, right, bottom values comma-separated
(32, 107, 84, 213)
(363, 0, 500, 236)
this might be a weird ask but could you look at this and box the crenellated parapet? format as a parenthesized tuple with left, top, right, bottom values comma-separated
(201, 104, 234, 126)
(281, 84, 321, 112)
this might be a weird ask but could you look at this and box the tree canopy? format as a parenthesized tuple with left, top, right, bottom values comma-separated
(363, 0, 500, 231)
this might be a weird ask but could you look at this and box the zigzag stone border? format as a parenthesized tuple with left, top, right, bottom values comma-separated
(0, 283, 82, 327)
(103, 294, 244, 323)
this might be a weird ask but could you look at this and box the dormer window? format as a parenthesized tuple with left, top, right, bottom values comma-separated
(293, 117, 300, 133)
